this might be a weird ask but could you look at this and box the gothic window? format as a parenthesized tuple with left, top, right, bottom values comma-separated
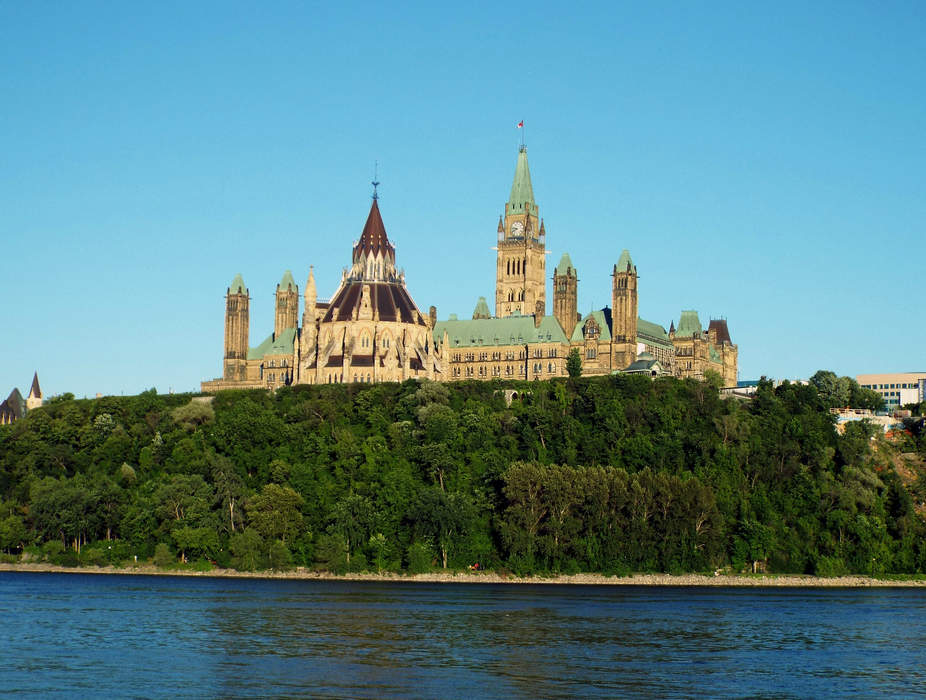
(586, 349, 597, 359)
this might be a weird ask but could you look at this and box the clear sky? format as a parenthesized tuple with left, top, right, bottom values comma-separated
(2, 1, 924, 398)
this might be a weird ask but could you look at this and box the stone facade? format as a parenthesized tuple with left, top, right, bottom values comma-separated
(203, 144, 738, 391)
(202, 199, 439, 392)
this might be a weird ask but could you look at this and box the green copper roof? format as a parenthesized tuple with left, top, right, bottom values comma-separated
(616, 249, 634, 272)
(507, 146, 538, 217)
(229, 273, 247, 295)
(434, 313, 568, 347)
(637, 317, 673, 350)
(247, 327, 296, 360)
(278, 270, 297, 292)
(472, 297, 491, 319)
(677, 310, 702, 337)
(555, 253, 576, 277)
(570, 309, 613, 343)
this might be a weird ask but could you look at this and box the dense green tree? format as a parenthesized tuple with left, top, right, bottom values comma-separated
(566, 348, 582, 379)
(1, 373, 923, 575)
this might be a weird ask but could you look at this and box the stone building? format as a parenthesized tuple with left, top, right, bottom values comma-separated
(203, 143, 738, 390)
(670, 312, 738, 386)
(202, 197, 438, 391)
(0, 373, 43, 425)
(433, 145, 736, 384)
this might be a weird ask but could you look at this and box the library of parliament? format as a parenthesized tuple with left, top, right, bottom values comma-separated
(202, 146, 737, 392)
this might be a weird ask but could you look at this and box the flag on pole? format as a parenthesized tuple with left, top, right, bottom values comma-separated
(517, 120, 524, 128)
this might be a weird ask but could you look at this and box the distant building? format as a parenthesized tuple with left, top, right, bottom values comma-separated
(856, 372, 926, 410)
(203, 145, 738, 390)
(0, 373, 43, 425)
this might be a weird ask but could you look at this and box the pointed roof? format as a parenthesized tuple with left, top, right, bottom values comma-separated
(677, 310, 703, 337)
(3, 388, 25, 420)
(616, 249, 635, 273)
(354, 199, 395, 259)
(472, 297, 491, 319)
(507, 146, 537, 216)
(29, 372, 42, 400)
(708, 319, 733, 345)
(555, 253, 576, 277)
(278, 270, 297, 292)
(229, 273, 247, 295)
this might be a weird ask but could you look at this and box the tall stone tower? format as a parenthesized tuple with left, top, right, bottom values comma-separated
(495, 146, 546, 318)
(552, 252, 578, 335)
(274, 270, 299, 337)
(224, 274, 250, 381)
(26, 372, 43, 411)
(302, 266, 317, 329)
(611, 249, 638, 369)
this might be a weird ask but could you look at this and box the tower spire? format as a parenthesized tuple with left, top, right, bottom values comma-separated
(371, 161, 380, 201)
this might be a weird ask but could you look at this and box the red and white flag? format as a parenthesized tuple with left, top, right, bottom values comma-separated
(517, 120, 524, 128)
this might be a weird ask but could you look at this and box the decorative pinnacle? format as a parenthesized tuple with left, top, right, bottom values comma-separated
(372, 160, 380, 200)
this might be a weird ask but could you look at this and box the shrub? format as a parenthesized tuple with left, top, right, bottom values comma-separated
(153, 543, 174, 568)
(406, 541, 434, 574)
(815, 556, 849, 577)
(80, 547, 106, 566)
(314, 534, 348, 574)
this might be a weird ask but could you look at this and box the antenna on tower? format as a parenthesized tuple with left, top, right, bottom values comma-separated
(372, 161, 380, 200)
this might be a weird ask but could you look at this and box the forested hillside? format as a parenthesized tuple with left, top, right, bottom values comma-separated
(1, 375, 924, 576)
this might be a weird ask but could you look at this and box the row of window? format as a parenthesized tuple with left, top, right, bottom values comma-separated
(450, 363, 560, 378)
(864, 382, 921, 390)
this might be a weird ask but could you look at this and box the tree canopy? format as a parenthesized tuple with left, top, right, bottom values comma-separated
(0, 374, 922, 575)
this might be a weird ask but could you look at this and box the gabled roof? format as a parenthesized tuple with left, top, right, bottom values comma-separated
(434, 313, 568, 348)
(229, 273, 247, 295)
(354, 199, 395, 259)
(570, 309, 613, 342)
(507, 146, 538, 217)
(637, 318, 673, 350)
(29, 372, 42, 400)
(708, 319, 732, 345)
(278, 270, 297, 292)
(248, 327, 297, 360)
(676, 310, 702, 337)
(555, 253, 576, 277)
(623, 352, 665, 374)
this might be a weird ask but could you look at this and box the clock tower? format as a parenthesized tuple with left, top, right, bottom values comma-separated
(495, 146, 547, 318)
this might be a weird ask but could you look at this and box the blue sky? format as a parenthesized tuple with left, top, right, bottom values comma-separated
(2, 1, 924, 398)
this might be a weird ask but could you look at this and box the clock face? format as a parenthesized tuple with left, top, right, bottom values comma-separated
(510, 221, 524, 237)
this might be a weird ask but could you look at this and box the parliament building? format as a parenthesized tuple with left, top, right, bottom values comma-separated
(202, 146, 737, 392)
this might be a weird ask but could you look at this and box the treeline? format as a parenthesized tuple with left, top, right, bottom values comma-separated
(0, 373, 923, 576)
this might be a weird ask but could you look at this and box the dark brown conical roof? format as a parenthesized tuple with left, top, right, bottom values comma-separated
(29, 372, 42, 399)
(353, 199, 395, 261)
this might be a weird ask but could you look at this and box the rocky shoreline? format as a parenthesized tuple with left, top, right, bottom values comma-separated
(2, 562, 924, 587)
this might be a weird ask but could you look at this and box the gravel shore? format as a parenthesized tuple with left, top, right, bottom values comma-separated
(2, 562, 924, 587)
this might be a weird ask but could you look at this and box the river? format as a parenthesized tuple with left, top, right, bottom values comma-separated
(2, 572, 924, 698)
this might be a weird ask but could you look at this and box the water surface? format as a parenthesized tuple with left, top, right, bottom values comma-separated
(2, 572, 924, 698)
